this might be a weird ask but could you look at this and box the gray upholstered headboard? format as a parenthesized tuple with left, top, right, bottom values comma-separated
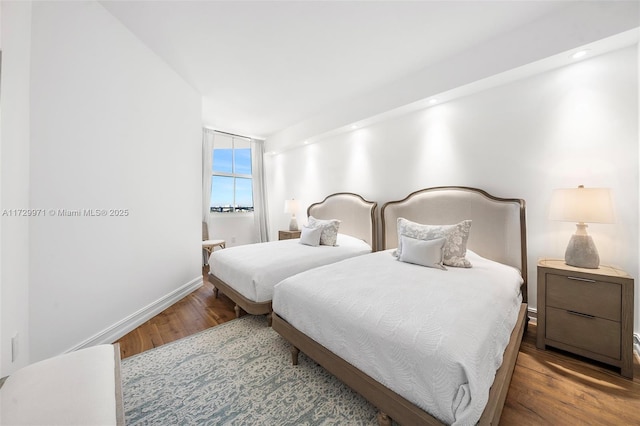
(307, 193, 377, 250)
(381, 187, 527, 300)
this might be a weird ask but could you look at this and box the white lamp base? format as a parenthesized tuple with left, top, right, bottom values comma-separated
(564, 223, 600, 269)
(289, 215, 298, 231)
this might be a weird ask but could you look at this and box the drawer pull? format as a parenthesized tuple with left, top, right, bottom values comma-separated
(567, 310, 595, 319)
(567, 276, 596, 283)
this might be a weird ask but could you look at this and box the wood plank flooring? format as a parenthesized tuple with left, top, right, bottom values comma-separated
(116, 268, 640, 425)
(115, 268, 237, 359)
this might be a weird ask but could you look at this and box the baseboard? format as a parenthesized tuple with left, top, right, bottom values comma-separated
(65, 276, 203, 353)
(527, 306, 537, 323)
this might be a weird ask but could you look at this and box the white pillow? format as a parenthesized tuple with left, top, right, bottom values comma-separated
(307, 216, 341, 246)
(398, 235, 447, 270)
(299, 226, 322, 246)
(396, 218, 472, 268)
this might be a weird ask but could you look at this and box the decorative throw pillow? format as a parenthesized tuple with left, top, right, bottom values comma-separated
(307, 216, 341, 246)
(398, 235, 447, 270)
(299, 226, 322, 246)
(396, 218, 472, 268)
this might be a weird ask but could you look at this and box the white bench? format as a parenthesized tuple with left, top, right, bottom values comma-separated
(0, 344, 125, 425)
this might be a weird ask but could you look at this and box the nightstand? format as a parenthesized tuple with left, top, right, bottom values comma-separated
(536, 259, 634, 378)
(278, 230, 301, 240)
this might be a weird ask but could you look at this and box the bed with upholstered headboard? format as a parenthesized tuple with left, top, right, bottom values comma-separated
(382, 186, 527, 298)
(208, 192, 377, 325)
(272, 186, 528, 425)
(308, 192, 377, 250)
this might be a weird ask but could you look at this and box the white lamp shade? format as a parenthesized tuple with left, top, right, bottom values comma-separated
(284, 199, 299, 214)
(549, 186, 614, 224)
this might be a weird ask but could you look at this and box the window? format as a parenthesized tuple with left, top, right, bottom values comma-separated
(210, 133, 253, 213)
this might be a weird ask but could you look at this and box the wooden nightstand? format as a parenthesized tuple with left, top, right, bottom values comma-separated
(278, 230, 301, 240)
(536, 259, 634, 378)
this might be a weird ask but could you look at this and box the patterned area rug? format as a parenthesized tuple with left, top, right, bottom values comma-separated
(121, 316, 379, 425)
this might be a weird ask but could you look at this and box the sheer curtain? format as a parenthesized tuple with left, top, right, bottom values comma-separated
(251, 139, 270, 242)
(202, 129, 215, 237)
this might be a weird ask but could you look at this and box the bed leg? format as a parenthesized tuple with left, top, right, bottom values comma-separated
(290, 346, 300, 365)
(212, 287, 218, 298)
(377, 412, 392, 426)
(266, 312, 272, 327)
(234, 305, 241, 318)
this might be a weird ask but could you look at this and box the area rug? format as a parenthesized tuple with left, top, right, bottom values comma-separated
(121, 316, 379, 425)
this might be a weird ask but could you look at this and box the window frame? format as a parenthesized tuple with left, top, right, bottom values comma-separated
(210, 134, 254, 214)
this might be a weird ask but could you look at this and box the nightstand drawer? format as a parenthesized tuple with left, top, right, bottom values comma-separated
(278, 230, 301, 240)
(546, 306, 621, 359)
(546, 274, 620, 321)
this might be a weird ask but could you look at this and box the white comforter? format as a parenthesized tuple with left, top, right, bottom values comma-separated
(209, 233, 372, 303)
(272, 250, 523, 425)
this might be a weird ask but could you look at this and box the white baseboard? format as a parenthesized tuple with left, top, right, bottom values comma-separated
(527, 306, 537, 322)
(65, 276, 203, 353)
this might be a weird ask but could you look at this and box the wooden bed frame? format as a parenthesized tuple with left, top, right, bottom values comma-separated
(272, 186, 528, 425)
(209, 192, 377, 324)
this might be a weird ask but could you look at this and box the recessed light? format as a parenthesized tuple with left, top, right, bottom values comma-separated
(351, 125, 358, 130)
(571, 49, 590, 59)
(428, 98, 438, 105)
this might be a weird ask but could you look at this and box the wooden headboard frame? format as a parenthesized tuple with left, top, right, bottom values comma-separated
(381, 186, 527, 302)
(307, 192, 377, 250)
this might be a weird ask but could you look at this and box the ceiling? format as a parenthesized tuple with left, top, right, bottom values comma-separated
(100, 1, 629, 140)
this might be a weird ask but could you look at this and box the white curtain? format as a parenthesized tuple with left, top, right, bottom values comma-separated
(202, 128, 215, 238)
(251, 139, 270, 242)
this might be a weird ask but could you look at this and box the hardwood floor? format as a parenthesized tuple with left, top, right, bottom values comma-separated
(502, 323, 640, 425)
(117, 268, 640, 424)
(116, 267, 237, 359)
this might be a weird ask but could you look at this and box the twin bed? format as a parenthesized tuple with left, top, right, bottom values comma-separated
(208, 192, 377, 324)
(209, 187, 527, 425)
(272, 187, 528, 425)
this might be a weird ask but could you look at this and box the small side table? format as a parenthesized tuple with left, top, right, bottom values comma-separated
(536, 259, 634, 378)
(279, 230, 301, 240)
(202, 239, 225, 265)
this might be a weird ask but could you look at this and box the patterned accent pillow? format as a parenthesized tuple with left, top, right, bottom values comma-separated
(307, 216, 341, 246)
(396, 218, 472, 268)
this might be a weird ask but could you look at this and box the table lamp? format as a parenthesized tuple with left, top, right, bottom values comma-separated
(549, 185, 614, 269)
(284, 199, 300, 231)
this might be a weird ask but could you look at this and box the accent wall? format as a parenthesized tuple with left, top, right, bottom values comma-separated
(265, 46, 639, 333)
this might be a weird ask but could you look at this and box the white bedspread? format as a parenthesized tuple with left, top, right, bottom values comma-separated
(209, 233, 372, 303)
(272, 250, 523, 425)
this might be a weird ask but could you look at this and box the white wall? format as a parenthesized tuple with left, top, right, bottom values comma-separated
(27, 1, 202, 362)
(208, 214, 256, 248)
(265, 46, 639, 332)
(0, 0, 33, 376)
